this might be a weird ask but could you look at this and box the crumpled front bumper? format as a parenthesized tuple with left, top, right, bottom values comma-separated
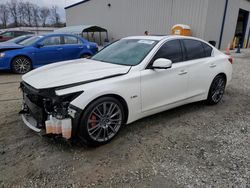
(20, 102, 82, 140)
(21, 113, 42, 133)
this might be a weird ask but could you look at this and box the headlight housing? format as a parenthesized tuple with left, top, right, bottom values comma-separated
(43, 91, 83, 119)
(0, 53, 5, 58)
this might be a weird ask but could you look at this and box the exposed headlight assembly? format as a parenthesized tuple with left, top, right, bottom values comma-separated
(43, 91, 83, 119)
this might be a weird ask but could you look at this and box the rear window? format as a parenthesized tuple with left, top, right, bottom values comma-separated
(202, 43, 213, 57)
(183, 39, 205, 60)
(64, 36, 81, 45)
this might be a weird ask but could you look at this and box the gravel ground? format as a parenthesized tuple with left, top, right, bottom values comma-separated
(0, 50, 249, 188)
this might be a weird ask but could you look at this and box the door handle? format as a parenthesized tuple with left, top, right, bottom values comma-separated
(57, 47, 63, 51)
(178, 70, 188, 75)
(79, 46, 84, 49)
(209, 63, 216, 68)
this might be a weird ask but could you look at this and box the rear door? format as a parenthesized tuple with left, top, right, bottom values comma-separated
(62, 35, 84, 60)
(141, 39, 189, 112)
(34, 35, 65, 66)
(181, 39, 216, 99)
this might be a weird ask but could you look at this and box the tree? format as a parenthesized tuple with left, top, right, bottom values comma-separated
(32, 5, 40, 27)
(0, 0, 65, 29)
(18, 1, 26, 26)
(8, 0, 19, 27)
(23, 1, 33, 26)
(50, 6, 60, 27)
(40, 7, 50, 27)
(0, 4, 9, 28)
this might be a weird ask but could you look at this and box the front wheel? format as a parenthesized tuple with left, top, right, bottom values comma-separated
(206, 75, 226, 105)
(11, 56, 32, 74)
(78, 97, 125, 146)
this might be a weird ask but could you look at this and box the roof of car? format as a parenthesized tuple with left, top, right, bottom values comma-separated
(124, 35, 169, 41)
(42, 33, 81, 37)
(124, 35, 210, 43)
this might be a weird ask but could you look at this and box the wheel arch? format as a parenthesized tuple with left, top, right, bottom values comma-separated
(11, 54, 33, 67)
(80, 50, 94, 57)
(82, 94, 129, 124)
(206, 72, 228, 99)
(216, 72, 227, 84)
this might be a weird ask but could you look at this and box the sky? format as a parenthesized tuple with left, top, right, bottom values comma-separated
(1, 0, 82, 22)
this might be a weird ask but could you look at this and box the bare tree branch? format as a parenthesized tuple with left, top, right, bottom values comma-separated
(0, 4, 9, 28)
(7, 0, 19, 27)
(50, 6, 60, 27)
(40, 7, 50, 27)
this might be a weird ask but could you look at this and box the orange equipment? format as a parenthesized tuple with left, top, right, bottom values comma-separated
(171, 24, 192, 36)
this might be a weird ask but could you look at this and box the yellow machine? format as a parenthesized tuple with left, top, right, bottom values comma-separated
(171, 24, 192, 36)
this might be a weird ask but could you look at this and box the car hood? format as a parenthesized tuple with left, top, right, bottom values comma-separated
(22, 59, 131, 89)
(0, 42, 23, 50)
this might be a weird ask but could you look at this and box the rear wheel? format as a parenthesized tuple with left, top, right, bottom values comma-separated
(78, 97, 125, 146)
(206, 75, 226, 105)
(11, 56, 32, 74)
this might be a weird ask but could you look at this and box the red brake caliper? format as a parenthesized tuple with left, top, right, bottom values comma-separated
(91, 114, 97, 128)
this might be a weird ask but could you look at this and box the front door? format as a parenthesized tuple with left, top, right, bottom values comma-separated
(34, 36, 64, 66)
(141, 39, 189, 112)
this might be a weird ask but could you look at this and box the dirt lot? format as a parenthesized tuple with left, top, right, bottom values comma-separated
(0, 50, 249, 188)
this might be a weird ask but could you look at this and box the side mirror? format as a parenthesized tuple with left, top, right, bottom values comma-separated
(152, 58, 172, 69)
(36, 42, 44, 48)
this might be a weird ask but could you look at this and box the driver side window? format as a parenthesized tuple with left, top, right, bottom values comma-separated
(42, 36, 61, 46)
(153, 40, 183, 63)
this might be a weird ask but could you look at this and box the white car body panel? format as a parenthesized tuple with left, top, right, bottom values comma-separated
(22, 35, 232, 125)
(140, 62, 188, 112)
(22, 59, 131, 89)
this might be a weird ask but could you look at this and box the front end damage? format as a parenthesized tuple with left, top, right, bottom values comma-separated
(19, 81, 83, 140)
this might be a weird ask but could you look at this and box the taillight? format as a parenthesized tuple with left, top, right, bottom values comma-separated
(228, 57, 233, 64)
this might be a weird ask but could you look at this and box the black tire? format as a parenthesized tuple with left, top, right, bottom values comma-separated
(11, 56, 32, 74)
(206, 74, 226, 105)
(78, 97, 125, 147)
(80, 54, 91, 59)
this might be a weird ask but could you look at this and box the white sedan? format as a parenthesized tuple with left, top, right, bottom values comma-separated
(20, 35, 233, 146)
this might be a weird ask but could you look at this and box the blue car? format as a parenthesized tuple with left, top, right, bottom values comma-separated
(0, 34, 98, 74)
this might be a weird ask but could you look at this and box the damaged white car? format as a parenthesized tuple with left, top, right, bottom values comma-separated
(20, 36, 232, 146)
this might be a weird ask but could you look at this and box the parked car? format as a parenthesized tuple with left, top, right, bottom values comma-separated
(0, 33, 98, 74)
(3, 35, 34, 44)
(20, 35, 232, 146)
(0, 35, 34, 51)
(0, 30, 34, 42)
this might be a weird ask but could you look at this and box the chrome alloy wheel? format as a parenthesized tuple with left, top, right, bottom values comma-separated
(87, 102, 122, 142)
(13, 57, 31, 74)
(211, 77, 226, 103)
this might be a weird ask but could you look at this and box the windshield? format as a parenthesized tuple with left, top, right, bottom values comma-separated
(8, 35, 30, 44)
(19, 36, 43, 46)
(91, 39, 158, 66)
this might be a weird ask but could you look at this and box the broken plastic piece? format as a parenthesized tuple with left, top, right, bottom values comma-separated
(61, 118, 72, 139)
